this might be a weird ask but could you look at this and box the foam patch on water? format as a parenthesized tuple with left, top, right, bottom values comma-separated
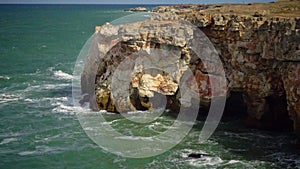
(54, 70, 73, 80)
(101, 119, 123, 125)
(115, 136, 154, 141)
(147, 122, 163, 129)
(23, 83, 70, 93)
(18, 151, 36, 156)
(0, 138, 18, 145)
(221, 160, 258, 168)
(51, 97, 94, 115)
(0, 93, 22, 103)
(187, 156, 223, 167)
(43, 96, 69, 103)
(226, 160, 242, 164)
(0, 75, 10, 80)
(18, 146, 65, 156)
(266, 152, 300, 168)
(98, 110, 113, 114)
(126, 110, 151, 114)
(52, 102, 81, 115)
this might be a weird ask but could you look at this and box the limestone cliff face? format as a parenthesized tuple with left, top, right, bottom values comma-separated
(152, 1, 300, 134)
(81, 1, 300, 136)
(81, 19, 227, 114)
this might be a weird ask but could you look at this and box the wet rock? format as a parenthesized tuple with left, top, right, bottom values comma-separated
(188, 153, 209, 158)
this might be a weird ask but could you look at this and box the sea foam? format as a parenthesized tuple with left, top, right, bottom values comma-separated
(0, 75, 10, 80)
(54, 70, 73, 80)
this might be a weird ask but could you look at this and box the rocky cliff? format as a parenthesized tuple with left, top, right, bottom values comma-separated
(152, 0, 300, 134)
(81, 0, 300, 138)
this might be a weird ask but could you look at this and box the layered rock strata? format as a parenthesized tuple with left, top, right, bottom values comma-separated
(81, 19, 227, 114)
(151, 0, 300, 134)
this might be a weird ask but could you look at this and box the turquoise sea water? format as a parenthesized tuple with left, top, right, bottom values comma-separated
(0, 4, 300, 168)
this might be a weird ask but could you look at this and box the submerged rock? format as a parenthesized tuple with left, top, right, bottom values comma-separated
(188, 153, 210, 158)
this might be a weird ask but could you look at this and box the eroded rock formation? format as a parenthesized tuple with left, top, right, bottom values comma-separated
(81, 19, 227, 115)
(81, 0, 300, 137)
(152, 0, 300, 133)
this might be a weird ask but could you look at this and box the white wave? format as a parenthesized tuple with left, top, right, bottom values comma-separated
(0, 138, 18, 145)
(114, 136, 154, 141)
(101, 119, 121, 125)
(47, 97, 68, 102)
(227, 160, 240, 164)
(24, 97, 69, 104)
(43, 83, 70, 90)
(126, 110, 150, 114)
(54, 70, 73, 80)
(51, 101, 92, 115)
(24, 98, 35, 102)
(224, 160, 248, 166)
(52, 103, 76, 114)
(82, 127, 96, 131)
(101, 121, 114, 125)
(0, 93, 21, 103)
(187, 156, 223, 167)
(38, 45, 47, 49)
(18, 146, 64, 156)
(0, 75, 10, 80)
(18, 151, 36, 156)
(147, 121, 162, 128)
(98, 110, 117, 114)
(24, 83, 70, 92)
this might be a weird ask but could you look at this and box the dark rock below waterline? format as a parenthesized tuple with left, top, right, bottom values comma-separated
(188, 153, 210, 158)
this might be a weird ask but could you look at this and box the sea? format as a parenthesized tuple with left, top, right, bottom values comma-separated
(0, 4, 300, 169)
